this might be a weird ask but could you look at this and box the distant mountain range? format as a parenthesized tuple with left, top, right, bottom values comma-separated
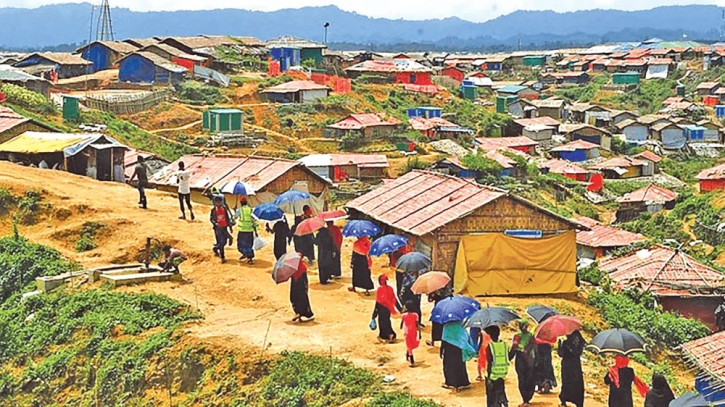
(0, 4, 723, 51)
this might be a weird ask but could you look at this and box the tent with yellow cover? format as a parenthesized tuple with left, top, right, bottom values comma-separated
(454, 231, 577, 296)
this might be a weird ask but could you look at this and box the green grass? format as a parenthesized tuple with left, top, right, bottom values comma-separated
(79, 110, 197, 161)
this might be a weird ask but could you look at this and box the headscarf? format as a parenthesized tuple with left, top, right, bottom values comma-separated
(327, 223, 343, 249)
(645, 373, 675, 407)
(608, 356, 650, 397)
(353, 236, 371, 255)
(239, 196, 248, 205)
(375, 275, 398, 314)
(292, 256, 307, 281)
(562, 330, 585, 357)
(303, 205, 313, 217)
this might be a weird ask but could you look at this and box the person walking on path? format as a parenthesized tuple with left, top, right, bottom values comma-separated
(440, 321, 475, 392)
(604, 355, 649, 407)
(159, 245, 187, 274)
(315, 222, 339, 285)
(399, 270, 423, 328)
(510, 320, 536, 407)
(476, 328, 492, 382)
(349, 235, 374, 294)
(210, 196, 231, 264)
(327, 221, 343, 279)
(558, 330, 586, 407)
(128, 156, 148, 209)
(644, 373, 675, 407)
(176, 162, 194, 220)
(267, 218, 291, 260)
(390, 244, 411, 296)
(401, 301, 421, 367)
(485, 325, 510, 407)
(427, 287, 453, 347)
(372, 274, 400, 343)
(534, 338, 557, 394)
(292, 206, 316, 264)
(236, 197, 257, 264)
(290, 258, 314, 323)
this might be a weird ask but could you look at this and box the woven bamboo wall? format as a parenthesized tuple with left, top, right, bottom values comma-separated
(263, 166, 329, 195)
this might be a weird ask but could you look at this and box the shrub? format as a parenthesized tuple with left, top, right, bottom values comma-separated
(0, 188, 17, 214)
(340, 132, 364, 151)
(16, 190, 43, 225)
(461, 153, 503, 176)
(579, 264, 606, 285)
(0, 234, 79, 303)
(367, 391, 442, 407)
(259, 351, 377, 407)
(179, 81, 226, 105)
(74, 222, 103, 252)
(0, 84, 52, 112)
(588, 290, 710, 348)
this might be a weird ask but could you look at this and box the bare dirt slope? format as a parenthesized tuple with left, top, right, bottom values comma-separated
(0, 162, 664, 407)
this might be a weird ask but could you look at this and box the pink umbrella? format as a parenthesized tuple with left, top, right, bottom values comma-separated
(535, 315, 582, 343)
(411, 272, 451, 295)
(318, 210, 348, 221)
(272, 252, 302, 284)
(294, 217, 326, 236)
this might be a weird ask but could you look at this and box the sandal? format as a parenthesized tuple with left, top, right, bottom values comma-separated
(426, 340, 434, 346)
(348, 287, 355, 292)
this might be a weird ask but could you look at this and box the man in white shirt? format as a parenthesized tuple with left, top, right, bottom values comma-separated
(176, 161, 194, 220)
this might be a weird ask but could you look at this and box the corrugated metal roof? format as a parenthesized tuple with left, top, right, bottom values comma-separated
(539, 159, 589, 175)
(121, 51, 187, 73)
(599, 246, 723, 297)
(0, 106, 29, 134)
(475, 136, 538, 152)
(618, 184, 677, 204)
(513, 117, 561, 127)
(327, 114, 400, 130)
(573, 216, 645, 249)
(697, 82, 720, 90)
(697, 163, 725, 180)
(590, 156, 646, 170)
(261, 80, 329, 93)
(559, 123, 612, 136)
(550, 139, 600, 152)
(682, 331, 725, 386)
(16, 52, 91, 66)
(299, 154, 389, 168)
(345, 171, 506, 236)
(76, 41, 138, 54)
(345, 59, 433, 73)
(409, 117, 466, 132)
(267, 35, 326, 49)
(151, 154, 331, 192)
(635, 151, 663, 163)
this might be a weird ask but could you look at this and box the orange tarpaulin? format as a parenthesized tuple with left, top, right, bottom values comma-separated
(454, 231, 577, 296)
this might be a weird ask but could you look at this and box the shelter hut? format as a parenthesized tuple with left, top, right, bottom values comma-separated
(76, 41, 139, 72)
(140, 44, 209, 70)
(559, 123, 612, 150)
(345, 170, 582, 296)
(550, 140, 600, 162)
(0, 67, 51, 97)
(697, 163, 725, 192)
(528, 98, 568, 120)
(0, 132, 128, 181)
(298, 154, 389, 182)
(474, 136, 538, 155)
(508, 117, 561, 136)
(651, 122, 686, 149)
(13, 52, 92, 79)
(409, 117, 473, 140)
(260, 81, 330, 104)
(325, 114, 400, 139)
(0, 106, 55, 144)
(616, 184, 677, 221)
(150, 155, 332, 210)
(590, 156, 648, 179)
(600, 246, 724, 329)
(345, 59, 433, 85)
(117, 52, 187, 84)
(682, 332, 725, 404)
(572, 216, 645, 259)
(634, 151, 662, 175)
(616, 119, 649, 144)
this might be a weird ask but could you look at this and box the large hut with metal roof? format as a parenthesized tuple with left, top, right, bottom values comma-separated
(13, 52, 92, 79)
(150, 154, 332, 210)
(0, 106, 55, 144)
(599, 245, 725, 329)
(682, 331, 725, 404)
(117, 52, 187, 84)
(345, 170, 582, 296)
(76, 41, 139, 72)
(572, 216, 645, 259)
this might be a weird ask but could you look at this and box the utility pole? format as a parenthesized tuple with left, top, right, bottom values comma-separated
(323, 22, 330, 45)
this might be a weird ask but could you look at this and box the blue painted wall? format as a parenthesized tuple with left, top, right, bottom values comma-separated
(119, 54, 156, 83)
(559, 150, 587, 162)
(82, 43, 111, 72)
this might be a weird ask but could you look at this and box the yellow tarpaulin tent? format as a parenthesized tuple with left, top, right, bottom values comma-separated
(454, 231, 577, 296)
(0, 132, 89, 155)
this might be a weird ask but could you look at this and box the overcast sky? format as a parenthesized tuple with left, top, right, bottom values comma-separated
(1, 0, 724, 22)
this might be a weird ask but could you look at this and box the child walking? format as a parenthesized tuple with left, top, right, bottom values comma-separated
(401, 301, 421, 367)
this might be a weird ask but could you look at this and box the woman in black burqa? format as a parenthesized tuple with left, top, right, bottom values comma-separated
(267, 218, 291, 260)
(644, 373, 675, 407)
(558, 330, 585, 407)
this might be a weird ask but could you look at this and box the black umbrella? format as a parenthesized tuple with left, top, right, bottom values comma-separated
(588, 328, 646, 356)
(465, 307, 521, 329)
(669, 392, 709, 407)
(526, 305, 559, 324)
(396, 252, 431, 274)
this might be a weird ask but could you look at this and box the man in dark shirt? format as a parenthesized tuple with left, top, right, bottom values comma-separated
(128, 156, 148, 209)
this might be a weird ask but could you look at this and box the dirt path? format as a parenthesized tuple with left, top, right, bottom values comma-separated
(0, 162, 657, 407)
(149, 120, 202, 134)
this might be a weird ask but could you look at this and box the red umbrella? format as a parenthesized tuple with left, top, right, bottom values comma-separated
(318, 210, 348, 221)
(272, 252, 302, 284)
(294, 217, 326, 236)
(535, 315, 582, 343)
(411, 272, 451, 294)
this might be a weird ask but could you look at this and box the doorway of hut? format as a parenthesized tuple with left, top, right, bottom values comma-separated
(95, 148, 112, 181)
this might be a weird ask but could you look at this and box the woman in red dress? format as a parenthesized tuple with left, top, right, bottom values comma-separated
(401, 301, 421, 367)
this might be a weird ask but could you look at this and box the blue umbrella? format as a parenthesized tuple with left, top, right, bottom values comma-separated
(274, 190, 311, 206)
(220, 180, 255, 196)
(252, 203, 285, 222)
(430, 296, 481, 325)
(342, 220, 381, 238)
(669, 392, 708, 407)
(369, 234, 408, 257)
(396, 252, 432, 274)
